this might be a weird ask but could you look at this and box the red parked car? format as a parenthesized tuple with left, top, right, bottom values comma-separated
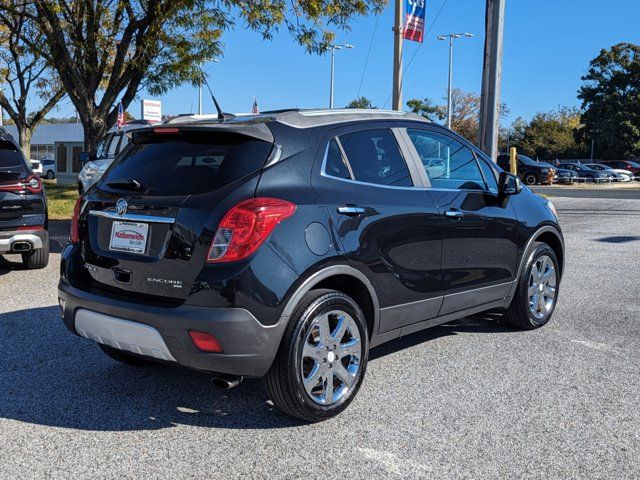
(600, 160, 640, 180)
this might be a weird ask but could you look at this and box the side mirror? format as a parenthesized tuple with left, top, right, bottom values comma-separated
(77, 151, 91, 164)
(499, 171, 522, 197)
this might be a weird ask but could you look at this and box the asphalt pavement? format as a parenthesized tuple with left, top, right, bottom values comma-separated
(0, 197, 639, 479)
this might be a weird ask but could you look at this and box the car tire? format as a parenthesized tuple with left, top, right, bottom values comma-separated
(265, 289, 370, 422)
(98, 344, 154, 367)
(524, 174, 538, 185)
(505, 242, 560, 330)
(46, 170, 55, 179)
(21, 239, 49, 270)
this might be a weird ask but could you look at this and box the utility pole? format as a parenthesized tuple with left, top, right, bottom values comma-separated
(478, 0, 506, 161)
(392, 0, 403, 110)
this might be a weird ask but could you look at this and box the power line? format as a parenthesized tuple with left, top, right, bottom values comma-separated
(382, 0, 451, 109)
(357, 15, 380, 98)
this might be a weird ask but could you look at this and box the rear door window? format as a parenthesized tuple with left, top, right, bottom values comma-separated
(338, 129, 412, 187)
(100, 131, 272, 196)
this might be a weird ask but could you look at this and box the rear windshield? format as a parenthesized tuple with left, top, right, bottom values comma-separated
(100, 131, 272, 195)
(0, 141, 28, 171)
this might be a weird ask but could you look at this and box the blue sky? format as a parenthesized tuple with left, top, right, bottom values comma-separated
(50, 0, 640, 124)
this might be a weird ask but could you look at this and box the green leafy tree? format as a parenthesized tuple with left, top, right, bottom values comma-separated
(346, 97, 376, 109)
(406, 97, 441, 121)
(513, 108, 586, 160)
(578, 43, 640, 159)
(15, 0, 385, 152)
(0, 2, 65, 156)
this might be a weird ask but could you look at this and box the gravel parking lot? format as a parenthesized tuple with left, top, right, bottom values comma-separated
(0, 197, 639, 479)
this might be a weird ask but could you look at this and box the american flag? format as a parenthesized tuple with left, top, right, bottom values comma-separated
(252, 96, 259, 114)
(116, 101, 125, 130)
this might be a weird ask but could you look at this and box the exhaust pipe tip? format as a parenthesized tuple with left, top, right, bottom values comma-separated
(11, 241, 32, 252)
(211, 374, 243, 389)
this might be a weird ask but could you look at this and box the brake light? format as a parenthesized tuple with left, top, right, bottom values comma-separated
(0, 174, 42, 193)
(70, 196, 83, 244)
(153, 127, 180, 134)
(207, 198, 296, 263)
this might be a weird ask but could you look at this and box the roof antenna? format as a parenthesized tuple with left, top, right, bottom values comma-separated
(199, 68, 225, 122)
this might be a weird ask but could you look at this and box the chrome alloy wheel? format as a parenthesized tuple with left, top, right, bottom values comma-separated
(528, 254, 557, 322)
(301, 310, 362, 406)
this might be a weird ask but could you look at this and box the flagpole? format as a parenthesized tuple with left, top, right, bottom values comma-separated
(392, 0, 403, 111)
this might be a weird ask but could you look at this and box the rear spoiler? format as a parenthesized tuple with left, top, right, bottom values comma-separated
(130, 123, 274, 144)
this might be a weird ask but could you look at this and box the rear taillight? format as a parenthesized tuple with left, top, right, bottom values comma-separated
(207, 197, 296, 263)
(70, 196, 83, 244)
(0, 174, 42, 194)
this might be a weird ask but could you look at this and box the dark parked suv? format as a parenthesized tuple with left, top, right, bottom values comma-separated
(58, 110, 564, 421)
(0, 127, 49, 269)
(496, 154, 555, 185)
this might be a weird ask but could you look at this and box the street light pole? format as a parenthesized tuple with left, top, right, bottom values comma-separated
(438, 33, 473, 130)
(198, 59, 219, 115)
(329, 44, 355, 109)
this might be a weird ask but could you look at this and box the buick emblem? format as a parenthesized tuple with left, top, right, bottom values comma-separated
(115, 198, 128, 216)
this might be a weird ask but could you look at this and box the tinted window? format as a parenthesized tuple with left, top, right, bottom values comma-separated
(518, 155, 538, 166)
(339, 129, 412, 187)
(101, 131, 272, 196)
(407, 129, 485, 190)
(0, 141, 28, 170)
(324, 138, 350, 179)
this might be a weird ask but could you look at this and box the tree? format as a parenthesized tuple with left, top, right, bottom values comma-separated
(512, 108, 586, 160)
(346, 97, 376, 109)
(407, 89, 507, 145)
(0, 3, 65, 156)
(14, 0, 385, 153)
(406, 98, 441, 121)
(578, 43, 640, 159)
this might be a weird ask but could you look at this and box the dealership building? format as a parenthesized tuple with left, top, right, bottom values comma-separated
(4, 123, 84, 184)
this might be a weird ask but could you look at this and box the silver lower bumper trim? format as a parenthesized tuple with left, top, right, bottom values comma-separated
(75, 309, 177, 362)
(0, 233, 43, 253)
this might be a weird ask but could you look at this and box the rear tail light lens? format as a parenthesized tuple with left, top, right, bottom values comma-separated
(188, 331, 223, 353)
(0, 174, 42, 193)
(70, 196, 83, 244)
(207, 197, 296, 263)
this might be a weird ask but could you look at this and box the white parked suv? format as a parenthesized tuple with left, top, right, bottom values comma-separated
(77, 121, 151, 194)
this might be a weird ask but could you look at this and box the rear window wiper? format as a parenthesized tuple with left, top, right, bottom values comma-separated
(106, 178, 143, 191)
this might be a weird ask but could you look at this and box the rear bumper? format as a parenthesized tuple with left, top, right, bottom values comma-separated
(58, 281, 287, 377)
(0, 229, 47, 254)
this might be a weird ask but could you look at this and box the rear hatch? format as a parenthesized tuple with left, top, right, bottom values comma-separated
(81, 127, 273, 303)
(0, 141, 31, 221)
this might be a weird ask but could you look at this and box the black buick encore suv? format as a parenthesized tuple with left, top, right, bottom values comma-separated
(0, 127, 49, 269)
(58, 110, 564, 422)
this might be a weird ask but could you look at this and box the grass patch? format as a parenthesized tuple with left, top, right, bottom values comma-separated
(44, 181, 78, 220)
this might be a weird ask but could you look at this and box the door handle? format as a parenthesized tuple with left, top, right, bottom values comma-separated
(444, 209, 464, 219)
(337, 205, 365, 216)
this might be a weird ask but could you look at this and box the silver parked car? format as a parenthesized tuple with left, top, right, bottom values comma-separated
(77, 120, 151, 194)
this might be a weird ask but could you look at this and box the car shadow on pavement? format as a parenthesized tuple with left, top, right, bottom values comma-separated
(0, 306, 516, 432)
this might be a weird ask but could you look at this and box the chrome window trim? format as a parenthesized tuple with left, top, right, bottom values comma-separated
(89, 210, 175, 224)
(319, 129, 427, 191)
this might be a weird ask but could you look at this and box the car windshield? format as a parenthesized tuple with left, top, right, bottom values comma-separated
(628, 161, 640, 168)
(518, 155, 538, 166)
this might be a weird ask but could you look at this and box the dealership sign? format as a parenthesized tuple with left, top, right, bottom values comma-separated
(141, 99, 162, 123)
(403, 0, 426, 43)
